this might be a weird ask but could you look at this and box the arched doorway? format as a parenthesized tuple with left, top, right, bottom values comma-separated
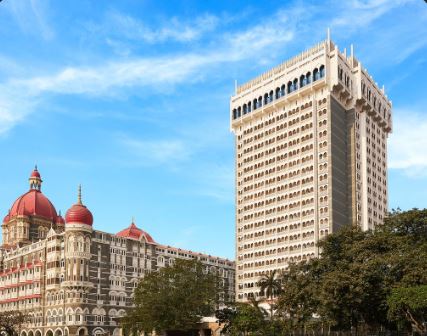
(92, 328, 105, 336)
(76, 327, 87, 336)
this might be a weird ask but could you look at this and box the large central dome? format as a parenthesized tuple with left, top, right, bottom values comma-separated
(3, 167, 57, 223)
(8, 190, 57, 220)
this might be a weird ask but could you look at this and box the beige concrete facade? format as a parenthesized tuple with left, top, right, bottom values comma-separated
(230, 38, 392, 301)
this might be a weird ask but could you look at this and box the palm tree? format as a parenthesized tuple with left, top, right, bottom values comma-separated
(248, 296, 268, 317)
(257, 270, 282, 319)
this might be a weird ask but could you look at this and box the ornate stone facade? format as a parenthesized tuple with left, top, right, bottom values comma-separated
(0, 169, 235, 336)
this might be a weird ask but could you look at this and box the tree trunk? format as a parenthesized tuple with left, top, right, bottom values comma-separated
(405, 309, 427, 334)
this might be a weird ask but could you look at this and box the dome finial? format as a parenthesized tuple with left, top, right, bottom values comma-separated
(78, 184, 82, 204)
(29, 166, 42, 191)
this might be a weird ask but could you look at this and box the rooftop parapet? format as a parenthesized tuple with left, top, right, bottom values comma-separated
(235, 40, 330, 96)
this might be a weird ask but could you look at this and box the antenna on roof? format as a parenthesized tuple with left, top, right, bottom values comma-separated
(234, 79, 238, 94)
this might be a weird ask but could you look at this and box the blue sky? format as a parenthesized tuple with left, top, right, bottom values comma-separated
(0, 0, 426, 259)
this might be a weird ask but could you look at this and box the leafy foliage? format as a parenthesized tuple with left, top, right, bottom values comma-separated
(123, 209, 427, 335)
(0, 311, 28, 336)
(387, 285, 427, 334)
(123, 259, 219, 335)
(273, 209, 427, 334)
(216, 302, 266, 335)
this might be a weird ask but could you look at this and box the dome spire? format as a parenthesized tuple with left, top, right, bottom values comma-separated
(77, 184, 82, 204)
(29, 165, 42, 191)
(65, 185, 93, 226)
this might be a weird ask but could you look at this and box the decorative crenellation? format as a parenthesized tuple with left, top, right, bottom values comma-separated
(236, 41, 327, 95)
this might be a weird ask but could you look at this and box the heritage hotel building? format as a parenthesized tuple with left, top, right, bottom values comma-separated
(0, 168, 235, 336)
(230, 37, 392, 301)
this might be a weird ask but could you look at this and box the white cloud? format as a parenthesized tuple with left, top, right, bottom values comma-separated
(118, 136, 191, 166)
(389, 109, 427, 176)
(12, 54, 209, 97)
(0, 10, 298, 134)
(332, 0, 412, 29)
(96, 11, 219, 44)
(0, 0, 423, 136)
(5, 0, 54, 40)
(0, 86, 37, 135)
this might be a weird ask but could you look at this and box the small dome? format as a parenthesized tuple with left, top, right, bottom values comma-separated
(65, 203, 93, 226)
(65, 185, 93, 226)
(31, 167, 41, 178)
(116, 221, 155, 243)
(3, 214, 10, 223)
(56, 213, 65, 225)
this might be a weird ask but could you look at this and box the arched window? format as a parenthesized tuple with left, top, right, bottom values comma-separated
(243, 104, 247, 115)
(300, 75, 306, 88)
(248, 101, 252, 113)
(281, 84, 286, 97)
(257, 96, 262, 109)
(237, 106, 241, 118)
(264, 93, 269, 105)
(319, 65, 325, 78)
(306, 72, 311, 84)
(232, 109, 237, 119)
(293, 78, 298, 91)
(275, 87, 281, 99)
(287, 81, 293, 94)
(269, 90, 274, 103)
(313, 68, 319, 81)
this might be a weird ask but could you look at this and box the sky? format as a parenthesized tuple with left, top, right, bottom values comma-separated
(0, 0, 426, 260)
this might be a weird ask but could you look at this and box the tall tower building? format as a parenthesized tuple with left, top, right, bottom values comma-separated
(230, 38, 392, 301)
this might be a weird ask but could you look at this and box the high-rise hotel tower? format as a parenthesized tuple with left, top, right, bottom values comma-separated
(230, 37, 392, 301)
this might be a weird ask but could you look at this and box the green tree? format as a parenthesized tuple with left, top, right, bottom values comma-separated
(258, 270, 281, 319)
(216, 303, 266, 336)
(247, 296, 269, 317)
(273, 209, 427, 333)
(0, 311, 28, 336)
(387, 285, 427, 333)
(277, 261, 321, 333)
(123, 259, 219, 335)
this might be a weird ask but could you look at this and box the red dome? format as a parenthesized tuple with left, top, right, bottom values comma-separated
(7, 189, 57, 221)
(30, 169, 41, 178)
(116, 222, 155, 243)
(56, 214, 65, 225)
(65, 203, 93, 226)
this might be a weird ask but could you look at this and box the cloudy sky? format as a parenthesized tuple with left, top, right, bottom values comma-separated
(0, 0, 426, 259)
